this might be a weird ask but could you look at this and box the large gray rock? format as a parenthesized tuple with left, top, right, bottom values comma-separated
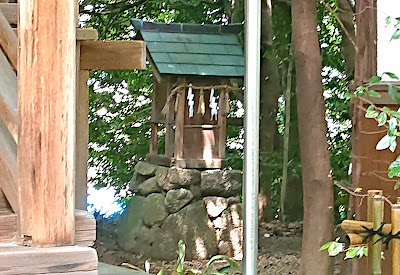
(116, 195, 167, 257)
(116, 196, 149, 252)
(129, 171, 149, 192)
(156, 166, 179, 191)
(189, 184, 202, 200)
(134, 161, 158, 176)
(160, 201, 218, 260)
(165, 188, 194, 213)
(168, 167, 201, 186)
(201, 170, 242, 197)
(218, 203, 243, 260)
(137, 176, 160, 196)
(143, 193, 169, 227)
(203, 197, 228, 218)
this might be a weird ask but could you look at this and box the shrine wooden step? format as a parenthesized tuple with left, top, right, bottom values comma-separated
(75, 210, 96, 247)
(0, 210, 16, 243)
(0, 210, 96, 246)
(0, 244, 97, 274)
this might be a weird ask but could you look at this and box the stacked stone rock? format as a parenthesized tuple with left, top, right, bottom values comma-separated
(116, 161, 243, 261)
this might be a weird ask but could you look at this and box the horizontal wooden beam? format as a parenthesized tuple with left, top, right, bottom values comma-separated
(13, 28, 99, 41)
(80, 40, 146, 70)
(341, 220, 391, 234)
(0, 3, 16, 25)
(76, 28, 98, 41)
(361, 91, 399, 105)
(0, 8, 17, 70)
(0, 210, 96, 246)
(0, 245, 98, 274)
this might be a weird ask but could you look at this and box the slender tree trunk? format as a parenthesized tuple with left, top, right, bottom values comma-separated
(284, 92, 304, 222)
(258, 0, 282, 222)
(292, 0, 334, 274)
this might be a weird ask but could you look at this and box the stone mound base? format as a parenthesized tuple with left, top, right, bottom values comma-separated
(116, 161, 243, 261)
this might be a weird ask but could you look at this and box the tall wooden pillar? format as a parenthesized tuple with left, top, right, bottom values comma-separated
(18, 0, 76, 246)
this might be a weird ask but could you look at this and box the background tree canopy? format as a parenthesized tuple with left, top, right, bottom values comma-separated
(81, 0, 352, 222)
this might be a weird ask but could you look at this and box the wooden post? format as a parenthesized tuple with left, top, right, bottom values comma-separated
(18, 0, 76, 245)
(392, 202, 400, 275)
(355, 0, 377, 83)
(217, 89, 227, 159)
(371, 195, 384, 275)
(165, 83, 175, 158)
(367, 190, 383, 273)
(74, 40, 90, 211)
(149, 123, 158, 155)
(175, 79, 185, 160)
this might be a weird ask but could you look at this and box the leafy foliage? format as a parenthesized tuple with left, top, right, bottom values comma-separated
(162, 240, 239, 275)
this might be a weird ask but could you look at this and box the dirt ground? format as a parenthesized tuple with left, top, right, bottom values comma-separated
(94, 216, 344, 274)
(95, 215, 303, 274)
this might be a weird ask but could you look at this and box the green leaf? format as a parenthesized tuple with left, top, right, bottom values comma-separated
(365, 105, 379, 118)
(388, 85, 400, 103)
(328, 241, 344, 256)
(367, 90, 381, 98)
(157, 268, 165, 275)
(383, 106, 393, 113)
(345, 247, 361, 259)
(395, 181, 400, 190)
(388, 156, 400, 178)
(363, 247, 368, 257)
(355, 86, 365, 97)
(389, 137, 397, 152)
(386, 16, 392, 25)
(391, 29, 400, 40)
(376, 135, 391, 150)
(389, 117, 398, 135)
(320, 241, 335, 251)
(378, 112, 387, 126)
(384, 72, 399, 80)
(354, 187, 363, 193)
(369, 75, 382, 84)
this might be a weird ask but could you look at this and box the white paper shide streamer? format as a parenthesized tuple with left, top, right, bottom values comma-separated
(209, 88, 218, 121)
(187, 84, 194, 118)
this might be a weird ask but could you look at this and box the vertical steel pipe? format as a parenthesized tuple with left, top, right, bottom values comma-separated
(243, 0, 261, 274)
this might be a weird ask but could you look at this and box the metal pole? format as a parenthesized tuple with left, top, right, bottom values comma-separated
(243, 0, 261, 273)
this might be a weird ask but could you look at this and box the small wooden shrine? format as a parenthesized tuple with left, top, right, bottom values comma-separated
(132, 19, 244, 169)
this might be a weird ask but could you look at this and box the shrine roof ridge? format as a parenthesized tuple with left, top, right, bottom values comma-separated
(131, 19, 243, 34)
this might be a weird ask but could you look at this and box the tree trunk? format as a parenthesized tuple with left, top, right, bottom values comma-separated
(337, 0, 356, 78)
(258, 0, 282, 222)
(259, 54, 281, 221)
(284, 92, 304, 222)
(292, 0, 334, 274)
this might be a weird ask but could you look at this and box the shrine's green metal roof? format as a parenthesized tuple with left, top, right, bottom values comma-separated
(131, 19, 244, 77)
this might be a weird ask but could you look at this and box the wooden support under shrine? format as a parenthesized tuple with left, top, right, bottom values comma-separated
(132, 19, 244, 169)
